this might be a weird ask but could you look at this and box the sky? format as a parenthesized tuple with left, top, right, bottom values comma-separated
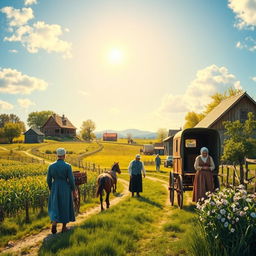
(0, 0, 256, 132)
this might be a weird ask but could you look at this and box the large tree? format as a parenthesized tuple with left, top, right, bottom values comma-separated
(27, 110, 54, 129)
(0, 114, 25, 132)
(183, 88, 243, 128)
(157, 128, 168, 142)
(222, 112, 256, 184)
(80, 120, 96, 141)
(1, 122, 23, 143)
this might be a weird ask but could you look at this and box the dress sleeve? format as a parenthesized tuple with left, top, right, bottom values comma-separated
(209, 156, 215, 171)
(46, 165, 52, 190)
(67, 164, 75, 191)
(128, 161, 132, 175)
(194, 156, 202, 172)
(141, 162, 146, 175)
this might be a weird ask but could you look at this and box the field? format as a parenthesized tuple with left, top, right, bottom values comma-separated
(2, 139, 254, 255)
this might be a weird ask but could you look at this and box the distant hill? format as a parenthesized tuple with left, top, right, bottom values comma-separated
(95, 129, 157, 139)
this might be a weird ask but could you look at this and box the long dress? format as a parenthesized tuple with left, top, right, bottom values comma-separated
(128, 160, 145, 193)
(192, 156, 215, 202)
(47, 159, 75, 223)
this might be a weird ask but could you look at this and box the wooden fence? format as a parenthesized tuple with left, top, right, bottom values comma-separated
(219, 158, 256, 192)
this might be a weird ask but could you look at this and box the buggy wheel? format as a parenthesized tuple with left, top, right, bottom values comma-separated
(73, 186, 80, 215)
(169, 172, 174, 206)
(176, 175, 183, 209)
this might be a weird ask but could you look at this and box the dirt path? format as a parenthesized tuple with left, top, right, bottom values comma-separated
(1, 178, 129, 256)
(0, 146, 8, 151)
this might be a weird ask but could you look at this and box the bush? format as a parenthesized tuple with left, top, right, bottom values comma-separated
(45, 150, 52, 154)
(191, 185, 256, 256)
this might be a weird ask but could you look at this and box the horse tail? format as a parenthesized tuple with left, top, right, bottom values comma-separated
(96, 176, 106, 197)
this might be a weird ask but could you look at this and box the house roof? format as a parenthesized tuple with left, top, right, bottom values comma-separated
(24, 127, 45, 136)
(195, 92, 256, 128)
(103, 133, 118, 137)
(42, 114, 76, 129)
(163, 129, 181, 142)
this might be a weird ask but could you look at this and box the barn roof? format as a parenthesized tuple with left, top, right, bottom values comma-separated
(163, 129, 181, 142)
(103, 133, 118, 137)
(24, 127, 44, 136)
(42, 114, 76, 129)
(195, 92, 256, 128)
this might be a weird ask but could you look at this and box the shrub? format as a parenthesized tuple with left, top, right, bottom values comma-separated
(45, 150, 52, 154)
(191, 185, 256, 256)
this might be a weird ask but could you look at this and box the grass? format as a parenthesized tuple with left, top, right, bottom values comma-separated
(39, 176, 196, 256)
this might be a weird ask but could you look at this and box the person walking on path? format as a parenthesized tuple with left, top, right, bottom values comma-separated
(128, 154, 146, 197)
(47, 148, 76, 234)
(155, 154, 161, 172)
(192, 147, 215, 202)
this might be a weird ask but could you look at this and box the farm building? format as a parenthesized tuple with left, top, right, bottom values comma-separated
(195, 91, 256, 146)
(154, 142, 165, 155)
(24, 127, 44, 143)
(41, 114, 76, 137)
(103, 133, 118, 141)
(163, 129, 181, 155)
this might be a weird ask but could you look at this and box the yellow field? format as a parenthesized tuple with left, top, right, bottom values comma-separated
(38, 142, 100, 156)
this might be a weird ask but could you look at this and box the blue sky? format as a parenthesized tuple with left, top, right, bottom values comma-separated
(0, 0, 256, 131)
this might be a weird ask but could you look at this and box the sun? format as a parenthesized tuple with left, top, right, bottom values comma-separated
(107, 48, 124, 64)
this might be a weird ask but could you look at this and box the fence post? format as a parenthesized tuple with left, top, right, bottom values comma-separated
(254, 169, 256, 193)
(221, 165, 224, 185)
(232, 167, 235, 186)
(244, 160, 249, 190)
(226, 167, 229, 187)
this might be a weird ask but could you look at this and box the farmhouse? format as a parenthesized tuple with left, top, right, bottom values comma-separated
(103, 133, 118, 141)
(24, 127, 44, 143)
(41, 114, 76, 137)
(163, 129, 181, 155)
(195, 92, 256, 145)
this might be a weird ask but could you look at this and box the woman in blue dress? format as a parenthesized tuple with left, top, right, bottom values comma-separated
(47, 148, 75, 234)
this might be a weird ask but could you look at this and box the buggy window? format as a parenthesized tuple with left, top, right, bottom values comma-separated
(185, 139, 196, 148)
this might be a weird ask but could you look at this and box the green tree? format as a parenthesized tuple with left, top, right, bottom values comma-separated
(222, 112, 256, 184)
(2, 122, 23, 143)
(157, 128, 168, 142)
(183, 88, 243, 129)
(80, 120, 96, 141)
(183, 112, 205, 129)
(27, 111, 54, 129)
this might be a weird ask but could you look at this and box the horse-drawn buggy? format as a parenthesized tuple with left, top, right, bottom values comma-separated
(73, 171, 87, 214)
(169, 128, 221, 208)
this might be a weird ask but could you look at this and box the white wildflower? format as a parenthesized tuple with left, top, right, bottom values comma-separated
(224, 222, 229, 227)
(220, 209, 226, 215)
(250, 212, 256, 218)
(221, 218, 225, 222)
(230, 228, 235, 232)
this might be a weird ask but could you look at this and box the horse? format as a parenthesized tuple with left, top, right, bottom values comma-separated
(96, 162, 121, 211)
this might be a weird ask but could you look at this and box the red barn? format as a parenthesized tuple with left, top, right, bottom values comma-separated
(103, 133, 118, 141)
(41, 114, 76, 137)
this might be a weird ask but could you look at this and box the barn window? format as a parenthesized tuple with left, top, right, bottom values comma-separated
(185, 139, 197, 148)
(240, 109, 248, 123)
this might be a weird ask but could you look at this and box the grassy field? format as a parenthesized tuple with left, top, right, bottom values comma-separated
(39, 176, 196, 256)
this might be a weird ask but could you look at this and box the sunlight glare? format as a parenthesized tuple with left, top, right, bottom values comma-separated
(108, 48, 124, 65)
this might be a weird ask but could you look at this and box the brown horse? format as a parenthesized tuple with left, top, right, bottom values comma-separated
(96, 162, 121, 211)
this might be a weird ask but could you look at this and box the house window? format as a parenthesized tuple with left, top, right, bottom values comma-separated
(240, 109, 248, 122)
(185, 139, 197, 148)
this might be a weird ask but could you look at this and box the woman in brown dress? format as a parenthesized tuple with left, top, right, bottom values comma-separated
(193, 147, 215, 202)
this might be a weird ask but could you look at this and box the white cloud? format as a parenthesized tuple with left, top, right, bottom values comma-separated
(8, 49, 18, 53)
(157, 64, 243, 114)
(1, 7, 34, 27)
(4, 21, 72, 58)
(0, 100, 14, 110)
(228, 0, 256, 30)
(17, 98, 35, 108)
(236, 37, 256, 51)
(251, 76, 256, 82)
(0, 68, 48, 94)
(24, 0, 37, 6)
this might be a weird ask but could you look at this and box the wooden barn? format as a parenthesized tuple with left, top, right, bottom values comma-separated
(103, 133, 118, 141)
(154, 142, 165, 155)
(195, 92, 256, 146)
(163, 129, 181, 156)
(41, 114, 76, 137)
(24, 127, 44, 143)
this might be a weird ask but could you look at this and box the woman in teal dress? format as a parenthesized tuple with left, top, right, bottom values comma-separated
(47, 148, 75, 234)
